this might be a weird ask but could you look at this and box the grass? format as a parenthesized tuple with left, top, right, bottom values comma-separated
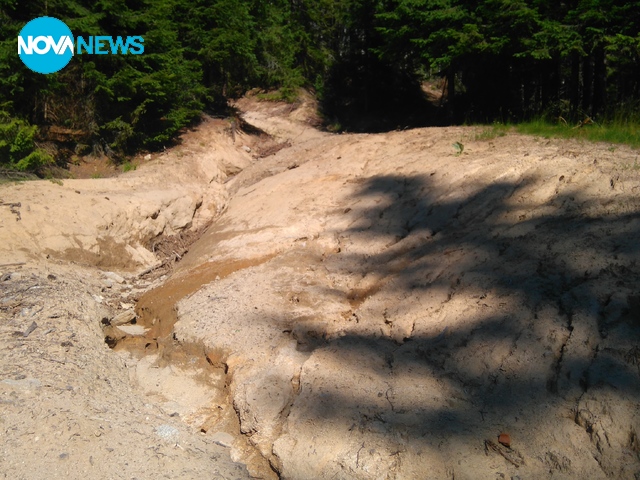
(515, 119, 640, 148)
(122, 161, 137, 173)
(474, 124, 509, 141)
(473, 119, 640, 149)
(256, 87, 299, 103)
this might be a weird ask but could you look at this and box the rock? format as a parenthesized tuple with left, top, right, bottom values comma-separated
(144, 154, 152, 160)
(164, 196, 198, 231)
(242, 145, 252, 153)
(125, 244, 157, 267)
(110, 309, 136, 326)
(115, 324, 147, 336)
(155, 424, 179, 443)
(498, 433, 511, 448)
(103, 325, 127, 345)
(210, 431, 235, 448)
(103, 271, 126, 284)
(23, 321, 37, 337)
(1, 377, 42, 389)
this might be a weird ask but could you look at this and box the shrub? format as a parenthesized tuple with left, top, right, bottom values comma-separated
(0, 114, 53, 172)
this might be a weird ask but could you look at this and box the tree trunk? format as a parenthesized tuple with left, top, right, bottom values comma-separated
(444, 67, 456, 123)
(570, 52, 581, 118)
(592, 46, 606, 116)
(582, 54, 593, 114)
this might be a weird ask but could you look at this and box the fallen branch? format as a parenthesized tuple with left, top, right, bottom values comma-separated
(0, 301, 22, 309)
(137, 262, 164, 278)
(484, 439, 525, 467)
(23, 321, 38, 338)
(40, 355, 82, 368)
(0, 262, 26, 268)
(573, 117, 596, 129)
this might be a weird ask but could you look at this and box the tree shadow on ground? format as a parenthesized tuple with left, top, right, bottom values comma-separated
(281, 172, 640, 477)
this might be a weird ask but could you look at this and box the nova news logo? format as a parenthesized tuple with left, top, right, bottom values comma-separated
(18, 16, 144, 74)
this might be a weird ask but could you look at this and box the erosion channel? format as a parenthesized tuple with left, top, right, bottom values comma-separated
(1, 94, 640, 479)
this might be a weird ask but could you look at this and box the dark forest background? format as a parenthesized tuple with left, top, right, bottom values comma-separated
(1, 0, 639, 171)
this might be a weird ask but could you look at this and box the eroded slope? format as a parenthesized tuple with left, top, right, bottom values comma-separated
(1, 95, 639, 479)
(173, 120, 640, 479)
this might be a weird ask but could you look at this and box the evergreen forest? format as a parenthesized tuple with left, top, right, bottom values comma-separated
(1, 0, 639, 171)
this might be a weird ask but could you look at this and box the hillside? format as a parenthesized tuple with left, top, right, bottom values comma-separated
(1, 95, 640, 479)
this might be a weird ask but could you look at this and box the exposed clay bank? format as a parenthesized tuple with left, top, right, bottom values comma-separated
(1, 95, 640, 479)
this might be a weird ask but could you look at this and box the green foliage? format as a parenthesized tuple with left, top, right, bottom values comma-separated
(1, 0, 640, 157)
(515, 119, 640, 149)
(474, 125, 508, 141)
(376, 0, 640, 124)
(1, 0, 206, 155)
(256, 89, 300, 104)
(0, 114, 53, 171)
(121, 160, 136, 172)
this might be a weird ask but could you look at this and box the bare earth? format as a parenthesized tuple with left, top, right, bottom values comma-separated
(1, 94, 639, 479)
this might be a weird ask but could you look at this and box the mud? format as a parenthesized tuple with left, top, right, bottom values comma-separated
(0, 264, 251, 479)
(104, 254, 281, 478)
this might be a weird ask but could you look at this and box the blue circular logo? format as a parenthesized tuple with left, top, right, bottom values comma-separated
(18, 17, 74, 74)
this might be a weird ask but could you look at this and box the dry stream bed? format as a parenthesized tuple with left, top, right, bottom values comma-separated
(2, 97, 640, 479)
(104, 257, 281, 479)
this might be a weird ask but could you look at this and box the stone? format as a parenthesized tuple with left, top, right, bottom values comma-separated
(155, 425, 179, 443)
(110, 309, 136, 326)
(499, 433, 511, 448)
(103, 271, 126, 284)
(115, 324, 147, 336)
(210, 432, 235, 448)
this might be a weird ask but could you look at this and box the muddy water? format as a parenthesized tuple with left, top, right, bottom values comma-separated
(106, 256, 279, 479)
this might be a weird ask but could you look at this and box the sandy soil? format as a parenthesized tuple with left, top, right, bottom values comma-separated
(1, 93, 640, 479)
(0, 118, 255, 479)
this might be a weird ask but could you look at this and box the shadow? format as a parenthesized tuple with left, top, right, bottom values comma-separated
(172, 165, 640, 476)
(272, 173, 640, 476)
(320, 64, 449, 133)
(332, 174, 640, 300)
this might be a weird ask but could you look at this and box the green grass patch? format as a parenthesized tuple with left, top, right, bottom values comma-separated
(122, 161, 137, 173)
(514, 119, 640, 148)
(47, 177, 64, 186)
(474, 124, 509, 141)
(256, 88, 300, 103)
(472, 119, 640, 149)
